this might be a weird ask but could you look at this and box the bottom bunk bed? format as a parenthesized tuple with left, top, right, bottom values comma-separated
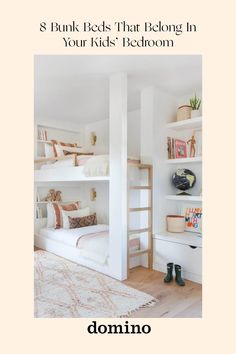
(34, 223, 141, 277)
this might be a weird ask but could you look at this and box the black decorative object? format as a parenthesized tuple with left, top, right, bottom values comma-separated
(172, 168, 196, 195)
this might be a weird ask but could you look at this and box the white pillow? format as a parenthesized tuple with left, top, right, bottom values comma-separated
(54, 144, 64, 157)
(44, 143, 55, 158)
(46, 203, 55, 228)
(62, 207, 90, 229)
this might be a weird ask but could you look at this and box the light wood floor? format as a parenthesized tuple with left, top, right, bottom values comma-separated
(124, 266, 202, 318)
(34, 248, 202, 318)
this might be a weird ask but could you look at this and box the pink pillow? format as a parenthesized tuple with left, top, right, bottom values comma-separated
(77, 156, 92, 166)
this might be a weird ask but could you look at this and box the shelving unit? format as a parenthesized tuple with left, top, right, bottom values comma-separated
(36, 200, 76, 204)
(166, 195, 202, 202)
(153, 231, 202, 248)
(37, 140, 53, 144)
(167, 116, 202, 131)
(35, 123, 82, 159)
(166, 156, 202, 164)
(153, 89, 202, 283)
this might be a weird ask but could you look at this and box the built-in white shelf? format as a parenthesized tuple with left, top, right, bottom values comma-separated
(166, 156, 202, 164)
(167, 116, 202, 131)
(166, 195, 202, 202)
(36, 200, 76, 204)
(153, 231, 202, 248)
(37, 140, 52, 144)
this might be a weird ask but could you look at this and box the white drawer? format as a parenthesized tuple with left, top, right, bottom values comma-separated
(153, 239, 202, 283)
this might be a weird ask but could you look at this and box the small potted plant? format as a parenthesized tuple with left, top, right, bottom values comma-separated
(190, 94, 201, 118)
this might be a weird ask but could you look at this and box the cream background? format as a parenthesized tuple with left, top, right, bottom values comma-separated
(1, 0, 236, 353)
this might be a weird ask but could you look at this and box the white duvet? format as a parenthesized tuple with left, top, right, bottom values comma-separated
(83, 155, 109, 177)
(39, 224, 109, 264)
(40, 154, 109, 177)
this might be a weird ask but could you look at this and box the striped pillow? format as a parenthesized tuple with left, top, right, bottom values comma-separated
(52, 202, 80, 229)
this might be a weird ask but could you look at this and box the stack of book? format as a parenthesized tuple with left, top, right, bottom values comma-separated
(167, 137, 187, 159)
(38, 129, 48, 141)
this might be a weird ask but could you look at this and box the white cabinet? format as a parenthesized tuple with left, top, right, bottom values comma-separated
(153, 236, 202, 284)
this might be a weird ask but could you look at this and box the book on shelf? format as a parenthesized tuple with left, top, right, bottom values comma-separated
(38, 129, 48, 141)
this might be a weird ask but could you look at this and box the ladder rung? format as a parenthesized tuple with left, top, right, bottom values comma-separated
(129, 207, 151, 212)
(129, 186, 152, 190)
(139, 164, 152, 169)
(128, 227, 151, 235)
(128, 162, 152, 169)
(129, 249, 150, 258)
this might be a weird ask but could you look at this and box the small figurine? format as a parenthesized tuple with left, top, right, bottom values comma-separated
(187, 134, 196, 157)
(45, 189, 56, 201)
(55, 191, 62, 202)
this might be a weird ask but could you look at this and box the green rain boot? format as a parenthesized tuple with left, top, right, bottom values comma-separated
(164, 263, 174, 283)
(175, 264, 185, 286)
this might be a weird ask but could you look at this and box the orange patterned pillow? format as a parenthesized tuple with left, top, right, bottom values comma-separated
(68, 213, 97, 229)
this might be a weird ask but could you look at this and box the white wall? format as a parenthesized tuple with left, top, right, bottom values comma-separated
(84, 119, 109, 154)
(83, 110, 140, 157)
(127, 110, 140, 157)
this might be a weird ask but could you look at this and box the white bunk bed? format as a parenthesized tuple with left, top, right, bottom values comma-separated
(34, 71, 153, 281)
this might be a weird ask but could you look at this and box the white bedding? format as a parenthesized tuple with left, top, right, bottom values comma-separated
(39, 224, 140, 265)
(39, 155, 109, 177)
(40, 156, 75, 169)
(83, 155, 109, 177)
(39, 224, 109, 264)
(39, 154, 139, 177)
(39, 224, 109, 247)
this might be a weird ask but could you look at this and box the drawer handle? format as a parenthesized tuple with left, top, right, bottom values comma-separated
(189, 245, 197, 249)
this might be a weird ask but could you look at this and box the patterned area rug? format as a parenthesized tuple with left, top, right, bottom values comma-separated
(34, 251, 158, 318)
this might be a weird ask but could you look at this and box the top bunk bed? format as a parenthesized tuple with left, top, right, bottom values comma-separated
(34, 141, 141, 182)
(34, 154, 111, 182)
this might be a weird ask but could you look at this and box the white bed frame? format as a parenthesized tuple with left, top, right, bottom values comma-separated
(34, 234, 112, 277)
(34, 155, 110, 183)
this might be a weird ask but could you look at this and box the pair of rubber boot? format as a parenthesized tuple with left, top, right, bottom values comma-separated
(164, 263, 185, 286)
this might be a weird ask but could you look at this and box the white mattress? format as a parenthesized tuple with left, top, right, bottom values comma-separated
(39, 224, 140, 265)
(39, 224, 109, 265)
(39, 224, 109, 247)
(40, 156, 78, 170)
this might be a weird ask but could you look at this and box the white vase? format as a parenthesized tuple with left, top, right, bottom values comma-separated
(191, 109, 200, 118)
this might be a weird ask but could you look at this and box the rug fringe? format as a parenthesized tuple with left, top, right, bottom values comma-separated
(119, 298, 159, 318)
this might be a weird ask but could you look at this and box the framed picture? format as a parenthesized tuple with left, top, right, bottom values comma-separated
(175, 139, 187, 158)
(181, 204, 202, 233)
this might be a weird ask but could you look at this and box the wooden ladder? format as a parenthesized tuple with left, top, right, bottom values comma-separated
(127, 162, 153, 276)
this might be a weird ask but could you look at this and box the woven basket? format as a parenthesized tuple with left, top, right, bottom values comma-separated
(177, 105, 192, 121)
(167, 215, 185, 233)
